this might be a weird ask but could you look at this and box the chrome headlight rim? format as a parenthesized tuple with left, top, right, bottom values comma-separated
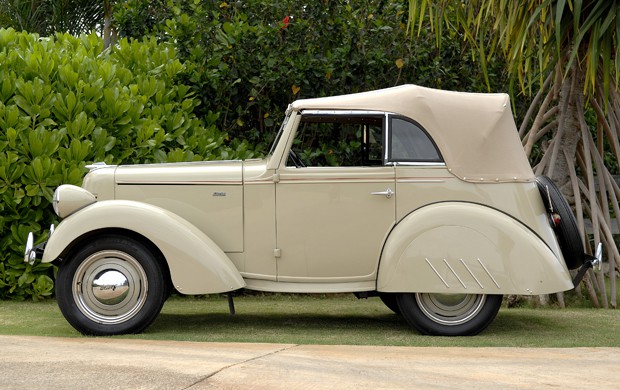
(52, 185, 97, 218)
(52, 187, 60, 216)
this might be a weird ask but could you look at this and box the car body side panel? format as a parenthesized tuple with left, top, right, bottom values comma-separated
(114, 161, 244, 252)
(377, 202, 573, 295)
(115, 184, 243, 253)
(42, 200, 246, 294)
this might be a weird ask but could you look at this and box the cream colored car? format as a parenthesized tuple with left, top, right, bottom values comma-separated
(25, 85, 600, 336)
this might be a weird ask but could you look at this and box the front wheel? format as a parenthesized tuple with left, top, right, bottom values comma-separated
(56, 235, 167, 336)
(397, 293, 502, 336)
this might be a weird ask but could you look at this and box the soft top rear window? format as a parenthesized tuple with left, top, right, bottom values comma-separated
(388, 117, 443, 163)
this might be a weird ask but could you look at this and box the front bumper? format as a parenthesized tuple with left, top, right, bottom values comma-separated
(24, 225, 54, 265)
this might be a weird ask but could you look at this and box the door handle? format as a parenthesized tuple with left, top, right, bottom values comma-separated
(370, 188, 394, 199)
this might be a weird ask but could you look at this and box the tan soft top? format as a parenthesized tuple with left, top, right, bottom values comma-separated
(291, 84, 534, 183)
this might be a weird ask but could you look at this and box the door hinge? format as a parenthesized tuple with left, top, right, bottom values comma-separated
(273, 173, 280, 183)
(273, 248, 282, 258)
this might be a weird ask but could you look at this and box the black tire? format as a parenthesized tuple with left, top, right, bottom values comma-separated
(397, 293, 502, 336)
(379, 293, 401, 315)
(56, 235, 167, 336)
(535, 176, 584, 269)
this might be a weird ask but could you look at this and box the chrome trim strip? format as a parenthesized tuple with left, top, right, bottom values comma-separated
(279, 178, 393, 184)
(301, 110, 389, 116)
(477, 258, 500, 288)
(393, 162, 447, 167)
(397, 179, 446, 183)
(444, 259, 467, 289)
(116, 181, 243, 185)
(85, 162, 107, 171)
(244, 180, 274, 185)
(425, 258, 450, 288)
(384, 113, 390, 162)
(120, 160, 241, 168)
(460, 259, 484, 289)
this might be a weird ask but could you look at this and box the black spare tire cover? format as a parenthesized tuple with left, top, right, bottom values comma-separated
(535, 175, 584, 269)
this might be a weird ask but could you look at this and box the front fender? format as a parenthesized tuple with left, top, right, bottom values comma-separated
(377, 202, 573, 295)
(43, 200, 246, 295)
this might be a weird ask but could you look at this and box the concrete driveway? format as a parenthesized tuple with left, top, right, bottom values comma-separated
(1, 335, 618, 389)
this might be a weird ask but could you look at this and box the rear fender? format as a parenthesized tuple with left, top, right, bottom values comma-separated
(43, 200, 245, 294)
(377, 202, 573, 295)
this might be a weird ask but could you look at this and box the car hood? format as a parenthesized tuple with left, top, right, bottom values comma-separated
(114, 160, 243, 185)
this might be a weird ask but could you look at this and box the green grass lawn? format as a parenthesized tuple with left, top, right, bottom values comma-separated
(1, 294, 619, 347)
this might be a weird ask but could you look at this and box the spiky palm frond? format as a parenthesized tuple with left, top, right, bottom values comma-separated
(0, 0, 105, 36)
(409, 0, 619, 99)
(49, 0, 103, 35)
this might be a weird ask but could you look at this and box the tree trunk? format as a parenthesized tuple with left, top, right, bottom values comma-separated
(103, 0, 114, 49)
(546, 63, 583, 199)
(522, 61, 615, 307)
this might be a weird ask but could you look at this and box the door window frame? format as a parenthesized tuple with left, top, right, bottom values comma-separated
(283, 110, 446, 169)
(291, 110, 388, 168)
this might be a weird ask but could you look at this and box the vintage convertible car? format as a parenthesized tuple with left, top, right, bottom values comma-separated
(25, 85, 601, 336)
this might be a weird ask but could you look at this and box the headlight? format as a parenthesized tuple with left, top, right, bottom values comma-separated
(53, 185, 97, 218)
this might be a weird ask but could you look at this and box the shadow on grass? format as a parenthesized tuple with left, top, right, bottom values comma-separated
(141, 309, 566, 347)
(492, 310, 560, 330)
(153, 311, 405, 328)
(150, 298, 557, 335)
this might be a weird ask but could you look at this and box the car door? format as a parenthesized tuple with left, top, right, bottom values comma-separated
(274, 111, 396, 285)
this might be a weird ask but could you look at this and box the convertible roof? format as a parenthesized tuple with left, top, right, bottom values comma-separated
(291, 84, 534, 183)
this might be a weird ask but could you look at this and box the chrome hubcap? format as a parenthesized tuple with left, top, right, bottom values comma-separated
(92, 270, 130, 305)
(73, 250, 148, 325)
(416, 293, 485, 326)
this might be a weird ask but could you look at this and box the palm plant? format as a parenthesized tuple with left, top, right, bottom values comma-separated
(50, 0, 103, 36)
(0, 0, 113, 46)
(409, 0, 620, 307)
(0, 0, 51, 34)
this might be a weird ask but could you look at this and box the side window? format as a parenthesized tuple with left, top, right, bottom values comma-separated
(389, 117, 442, 163)
(288, 114, 384, 167)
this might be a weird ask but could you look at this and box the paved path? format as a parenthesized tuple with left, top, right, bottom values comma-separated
(1, 335, 618, 389)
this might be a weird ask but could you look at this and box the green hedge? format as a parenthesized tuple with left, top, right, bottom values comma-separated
(0, 28, 253, 300)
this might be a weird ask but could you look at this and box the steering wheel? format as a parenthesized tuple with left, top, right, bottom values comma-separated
(289, 149, 306, 168)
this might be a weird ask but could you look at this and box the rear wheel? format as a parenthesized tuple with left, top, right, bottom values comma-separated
(397, 293, 502, 336)
(56, 235, 167, 336)
(379, 293, 401, 315)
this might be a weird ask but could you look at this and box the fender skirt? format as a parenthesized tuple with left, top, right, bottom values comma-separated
(377, 202, 574, 296)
